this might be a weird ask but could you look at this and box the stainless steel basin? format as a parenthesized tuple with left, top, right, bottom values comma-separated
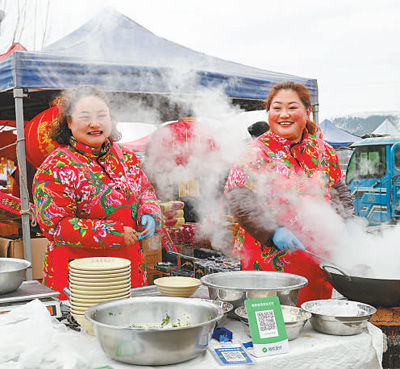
(201, 270, 308, 311)
(0, 258, 31, 294)
(85, 296, 223, 365)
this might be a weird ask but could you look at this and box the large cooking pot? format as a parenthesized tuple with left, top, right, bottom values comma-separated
(201, 270, 308, 311)
(321, 263, 400, 307)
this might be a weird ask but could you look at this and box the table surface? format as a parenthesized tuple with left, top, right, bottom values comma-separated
(0, 289, 384, 369)
(87, 319, 383, 369)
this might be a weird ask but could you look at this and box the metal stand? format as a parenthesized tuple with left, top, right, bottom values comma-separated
(14, 88, 32, 280)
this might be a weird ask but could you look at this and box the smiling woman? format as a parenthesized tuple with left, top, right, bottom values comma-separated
(67, 95, 113, 150)
(32, 85, 162, 299)
(224, 81, 355, 306)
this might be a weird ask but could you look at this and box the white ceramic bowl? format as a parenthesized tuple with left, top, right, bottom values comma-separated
(69, 273, 130, 284)
(69, 286, 131, 296)
(69, 257, 131, 271)
(69, 280, 131, 289)
(154, 276, 201, 298)
(71, 312, 94, 335)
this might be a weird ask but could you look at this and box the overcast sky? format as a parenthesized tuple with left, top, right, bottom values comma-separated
(0, 0, 399, 120)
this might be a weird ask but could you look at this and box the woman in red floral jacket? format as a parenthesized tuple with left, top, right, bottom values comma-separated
(225, 82, 354, 306)
(33, 86, 161, 299)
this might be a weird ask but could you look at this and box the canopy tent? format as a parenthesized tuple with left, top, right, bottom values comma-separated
(0, 7, 319, 277)
(0, 43, 27, 62)
(319, 119, 361, 147)
(372, 119, 399, 135)
(0, 7, 318, 121)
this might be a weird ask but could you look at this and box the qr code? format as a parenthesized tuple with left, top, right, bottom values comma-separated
(255, 309, 278, 338)
(221, 350, 246, 362)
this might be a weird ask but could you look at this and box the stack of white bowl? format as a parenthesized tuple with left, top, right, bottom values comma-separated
(68, 257, 131, 334)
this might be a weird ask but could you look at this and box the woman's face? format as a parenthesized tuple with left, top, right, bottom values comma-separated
(68, 95, 112, 150)
(268, 89, 311, 142)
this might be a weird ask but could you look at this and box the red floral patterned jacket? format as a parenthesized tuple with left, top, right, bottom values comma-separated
(33, 138, 161, 298)
(225, 129, 342, 305)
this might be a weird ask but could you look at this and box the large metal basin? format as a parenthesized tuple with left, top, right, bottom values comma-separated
(301, 299, 376, 336)
(201, 271, 308, 311)
(321, 264, 400, 307)
(85, 296, 223, 366)
(0, 258, 31, 294)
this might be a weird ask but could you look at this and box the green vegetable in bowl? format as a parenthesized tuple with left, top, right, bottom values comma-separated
(129, 312, 190, 329)
(160, 313, 170, 328)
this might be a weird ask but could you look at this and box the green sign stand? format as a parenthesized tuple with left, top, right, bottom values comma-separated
(244, 296, 288, 357)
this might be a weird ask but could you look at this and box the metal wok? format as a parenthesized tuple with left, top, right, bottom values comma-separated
(321, 263, 400, 307)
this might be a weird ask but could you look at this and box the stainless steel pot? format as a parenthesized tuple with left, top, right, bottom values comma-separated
(301, 299, 376, 336)
(235, 305, 311, 340)
(200, 271, 308, 311)
(0, 258, 31, 294)
(321, 263, 400, 307)
(85, 296, 223, 366)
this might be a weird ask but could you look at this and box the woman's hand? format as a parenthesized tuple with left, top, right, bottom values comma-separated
(123, 226, 139, 246)
(272, 227, 305, 251)
(139, 215, 156, 240)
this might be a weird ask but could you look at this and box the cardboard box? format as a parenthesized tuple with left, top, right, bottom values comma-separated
(0, 237, 48, 280)
(140, 234, 162, 285)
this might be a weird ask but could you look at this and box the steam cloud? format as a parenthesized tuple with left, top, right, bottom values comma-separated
(113, 68, 400, 279)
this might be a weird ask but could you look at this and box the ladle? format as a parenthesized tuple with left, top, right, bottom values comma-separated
(303, 249, 333, 264)
(304, 250, 373, 278)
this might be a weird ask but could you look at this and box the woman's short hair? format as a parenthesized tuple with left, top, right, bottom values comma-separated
(265, 81, 318, 136)
(49, 85, 121, 145)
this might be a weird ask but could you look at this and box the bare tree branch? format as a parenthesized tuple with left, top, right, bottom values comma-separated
(11, 0, 21, 44)
(41, 0, 50, 49)
(33, 0, 38, 50)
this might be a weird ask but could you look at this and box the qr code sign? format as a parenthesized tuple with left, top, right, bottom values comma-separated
(221, 350, 246, 362)
(255, 309, 278, 338)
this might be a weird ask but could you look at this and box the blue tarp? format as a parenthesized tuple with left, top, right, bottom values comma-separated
(320, 119, 361, 147)
(0, 8, 318, 103)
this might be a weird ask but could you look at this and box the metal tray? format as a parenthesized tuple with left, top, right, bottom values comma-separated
(0, 280, 60, 304)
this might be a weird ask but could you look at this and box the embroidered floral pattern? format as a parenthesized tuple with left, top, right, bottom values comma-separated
(224, 130, 341, 305)
(33, 138, 161, 297)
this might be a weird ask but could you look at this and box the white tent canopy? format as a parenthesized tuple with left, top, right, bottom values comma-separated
(372, 119, 399, 135)
(319, 119, 361, 147)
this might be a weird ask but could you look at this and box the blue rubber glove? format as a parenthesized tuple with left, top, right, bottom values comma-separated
(138, 215, 156, 240)
(272, 227, 305, 251)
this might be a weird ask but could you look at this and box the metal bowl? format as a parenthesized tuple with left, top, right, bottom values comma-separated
(0, 258, 31, 294)
(301, 299, 377, 336)
(85, 296, 224, 365)
(200, 299, 233, 326)
(201, 271, 308, 312)
(235, 305, 311, 340)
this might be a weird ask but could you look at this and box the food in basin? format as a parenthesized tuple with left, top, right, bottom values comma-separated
(85, 296, 223, 365)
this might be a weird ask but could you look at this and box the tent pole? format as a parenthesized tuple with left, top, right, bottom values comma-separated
(312, 104, 319, 124)
(311, 104, 319, 125)
(14, 88, 32, 280)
